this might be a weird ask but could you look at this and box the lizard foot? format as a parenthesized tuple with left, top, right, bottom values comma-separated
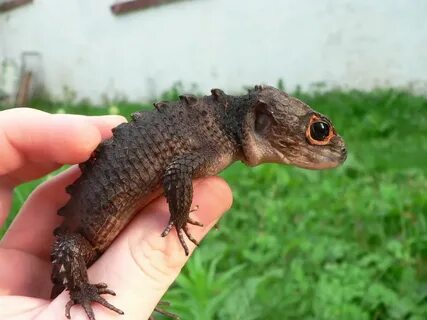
(65, 282, 124, 320)
(161, 206, 203, 256)
(149, 301, 181, 320)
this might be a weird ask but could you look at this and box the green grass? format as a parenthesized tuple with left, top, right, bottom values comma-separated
(2, 85, 427, 319)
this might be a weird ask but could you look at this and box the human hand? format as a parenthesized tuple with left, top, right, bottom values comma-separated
(0, 108, 232, 319)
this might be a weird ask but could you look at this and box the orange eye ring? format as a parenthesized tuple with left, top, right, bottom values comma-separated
(306, 115, 336, 145)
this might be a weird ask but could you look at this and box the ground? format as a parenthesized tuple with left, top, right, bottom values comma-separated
(1, 84, 426, 319)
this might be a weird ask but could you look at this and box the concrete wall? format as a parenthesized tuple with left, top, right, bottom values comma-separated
(1, 0, 426, 103)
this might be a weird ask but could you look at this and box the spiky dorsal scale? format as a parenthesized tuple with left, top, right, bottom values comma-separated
(65, 184, 74, 195)
(211, 88, 229, 109)
(111, 121, 128, 134)
(153, 101, 168, 112)
(131, 112, 143, 121)
(179, 94, 198, 105)
(57, 206, 67, 217)
(211, 88, 225, 99)
(78, 162, 88, 171)
(76, 121, 130, 191)
(53, 226, 62, 236)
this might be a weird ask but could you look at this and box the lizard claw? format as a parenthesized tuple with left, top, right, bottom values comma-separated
(182, 225, 200, 247)
(161, 221, 175, 237)
(161, 206, 203, 256)
(149, 301, 181, 320)
(187, 205, 203, 226)
(161, 221, 201, 256)
(65, 282, 123, 320)
(154, 304, 181, 319)
(187, 216, 203, 226)
(189, 205, 199, 213)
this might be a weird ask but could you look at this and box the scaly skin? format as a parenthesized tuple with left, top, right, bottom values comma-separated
(50, 85, 347, 320)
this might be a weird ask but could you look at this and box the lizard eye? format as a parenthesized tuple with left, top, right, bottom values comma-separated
(306, 115, 335, 145)
(310, 121, 330, 141)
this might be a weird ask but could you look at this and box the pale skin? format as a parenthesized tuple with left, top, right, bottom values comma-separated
(0, 108, 232, 320)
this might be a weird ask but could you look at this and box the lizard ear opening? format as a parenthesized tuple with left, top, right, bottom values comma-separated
(241, 99, 282, 166)
(254, 100, 274, 136)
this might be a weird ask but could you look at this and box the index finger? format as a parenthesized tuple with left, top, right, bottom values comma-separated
(0, 108, 126, 226)
(0, 108, 126, 182)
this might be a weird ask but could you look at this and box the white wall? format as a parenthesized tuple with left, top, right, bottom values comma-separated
(1, 0, 426, 103)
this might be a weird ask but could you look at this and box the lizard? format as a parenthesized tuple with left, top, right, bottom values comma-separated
(50, 85, 347, 320)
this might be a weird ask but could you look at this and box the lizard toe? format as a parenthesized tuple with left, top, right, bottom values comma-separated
(65, 299, 76, 319)
(161, 221, 175, 237)
(154, 305, 181, 319)
(183, 225, 200, 246)
(161, 217, 203, 256)
(67, 282, 124, 320)
(176, 228, 190, 256)
(148, 300, 180, 320)
(187, 216, 203, 226)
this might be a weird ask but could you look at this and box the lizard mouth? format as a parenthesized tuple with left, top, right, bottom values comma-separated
(276, 146, 346, 170)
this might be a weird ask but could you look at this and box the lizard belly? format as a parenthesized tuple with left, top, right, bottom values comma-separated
(80, 186, 163, 253)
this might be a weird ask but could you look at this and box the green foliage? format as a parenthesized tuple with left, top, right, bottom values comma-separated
(2, 84, 427, 319)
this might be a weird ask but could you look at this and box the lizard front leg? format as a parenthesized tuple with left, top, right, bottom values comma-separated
(51, 232, 124, 320)
(161, 152, 208, 256)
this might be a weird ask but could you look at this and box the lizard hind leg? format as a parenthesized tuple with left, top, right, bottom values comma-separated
(51, 233, 124, 320)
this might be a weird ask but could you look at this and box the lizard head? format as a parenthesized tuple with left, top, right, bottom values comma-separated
(241, 85, 347, 169)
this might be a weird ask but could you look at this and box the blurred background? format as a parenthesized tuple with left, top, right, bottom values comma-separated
(1, 1, 427, 319)
(1, 0, 427, 103)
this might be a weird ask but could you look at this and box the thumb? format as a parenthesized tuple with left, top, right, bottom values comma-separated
(47, 176, 232, 320)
